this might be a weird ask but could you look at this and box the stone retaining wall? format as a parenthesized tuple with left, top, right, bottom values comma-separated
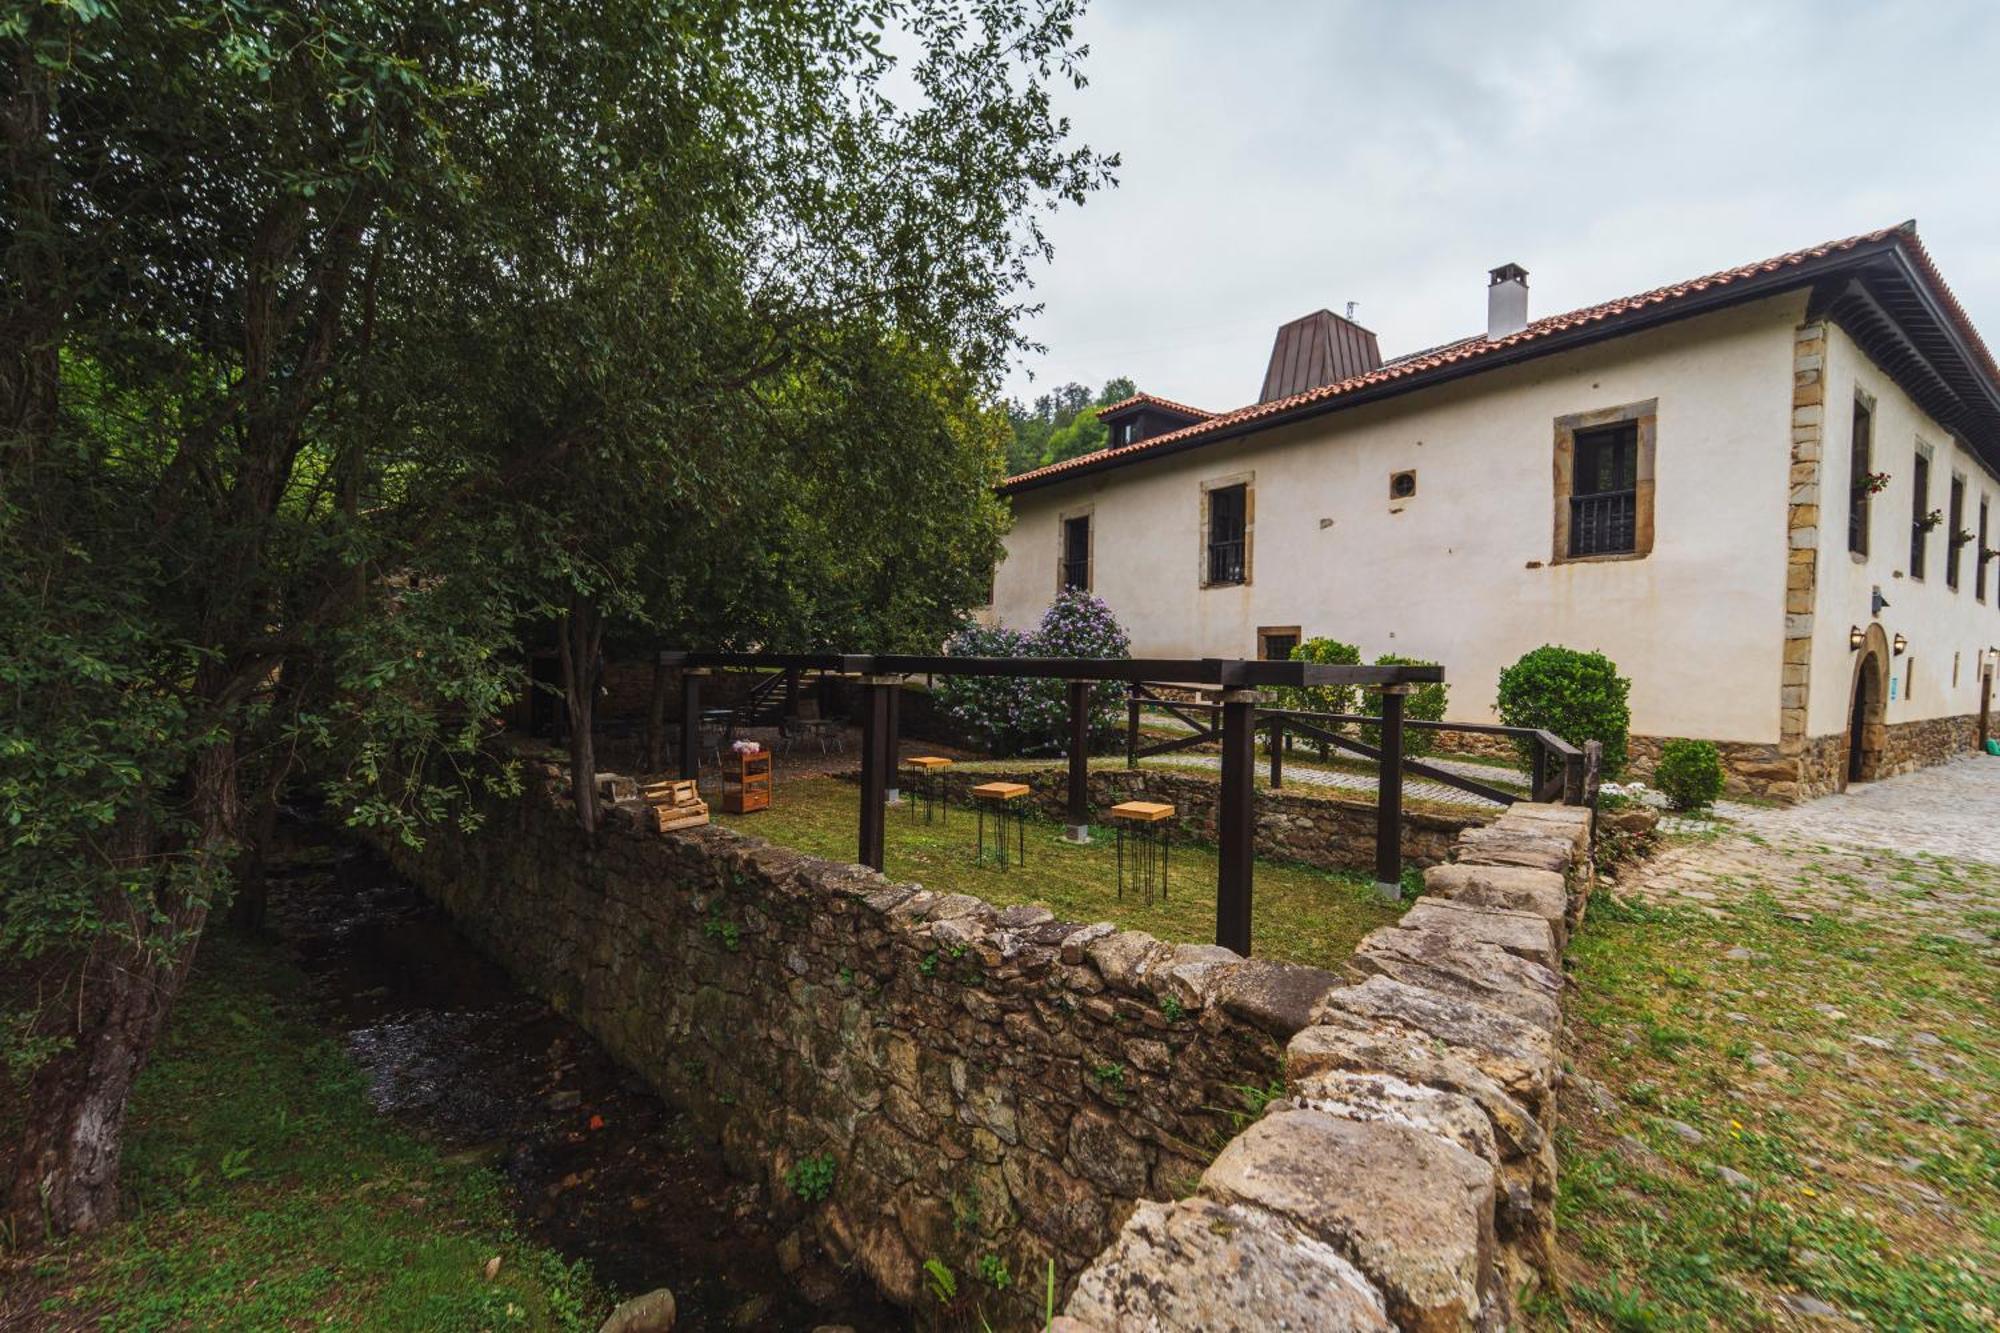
(387, 755, 1343, 1328)
(884, 765, 1486, 873)
(1055, 800, 1595, 1331)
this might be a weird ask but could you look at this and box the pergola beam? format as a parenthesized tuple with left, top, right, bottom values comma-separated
(660, 650, 1440, 689)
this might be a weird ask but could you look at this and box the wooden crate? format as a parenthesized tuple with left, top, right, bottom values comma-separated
(644, 798, 710, 832)
(641, 778, 701, 808)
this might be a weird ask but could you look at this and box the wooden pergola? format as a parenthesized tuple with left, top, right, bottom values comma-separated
(658, 651, 1443, 956)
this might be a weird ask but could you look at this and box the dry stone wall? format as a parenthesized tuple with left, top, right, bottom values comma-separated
(386, 755, 1344, 1328)
(1055, 800, 1595, 1332)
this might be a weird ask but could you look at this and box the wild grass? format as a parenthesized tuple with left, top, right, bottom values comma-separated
(716, 775, 1404, 967)
(1540, 848, 1999, 1330)
(11, 935, 606, 1331)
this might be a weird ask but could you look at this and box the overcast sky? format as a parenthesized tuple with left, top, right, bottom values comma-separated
(1001, 0, 2000, 413)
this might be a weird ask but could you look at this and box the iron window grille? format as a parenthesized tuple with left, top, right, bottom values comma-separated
(1060, 514, 1091, 591)
(1568, 422, 1639, 557)
(1910, 451, 1930, 579)
(1978, 500, 1990, 601)
(1849, 399, 1873, 556)
(1260, 632, 1298, 661)
(1207, 484, 1247, 585)
(1947, 475, 1966, 590)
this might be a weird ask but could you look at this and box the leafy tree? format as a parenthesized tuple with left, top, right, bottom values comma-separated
(1, 0, 1110, 1238)
(1004, 375, 1134, 474)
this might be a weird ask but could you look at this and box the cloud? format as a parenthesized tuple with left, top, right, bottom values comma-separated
(1006, 0, 2000, 411)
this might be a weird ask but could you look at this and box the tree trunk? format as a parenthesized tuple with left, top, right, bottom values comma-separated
(7, 736, 235, 1239)
(556, 595, 604, 833)
(645, 655, 671, 772)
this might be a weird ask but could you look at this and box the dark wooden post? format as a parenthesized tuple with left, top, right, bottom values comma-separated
(858, 676, 895, 870)
(782, 667, 800, 719)
(1563, 746, 1586, 805)
(1529, 742, 1549, 802)
(1374, 686, 1407, 899)
(1216, 689, 1258, 956)
(1267, 715, 1284, 789)
(1126, 684, 1141, 769)
(1980, 662, 1992, 751)
(678, 669, 706, 781)
(1066, 680, 1092, 842)
(885, 680, 903, 804)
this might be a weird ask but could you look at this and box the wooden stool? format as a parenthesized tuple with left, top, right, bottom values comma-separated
(970, 781, 1031, 868)
(1110, 801, 1175, 904)
(903, 755, 954, 824)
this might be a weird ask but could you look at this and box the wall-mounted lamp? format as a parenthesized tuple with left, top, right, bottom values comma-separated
(1849, 625, 1865, 651)
(1871, 586, 1891, 617)
(1892, 633, 1908, 656)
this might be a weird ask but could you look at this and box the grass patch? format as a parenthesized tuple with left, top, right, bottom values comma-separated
(717, 775, 1403, 966)
(1544, 845, 1999, 1330)
(12, 934, 605, 1331)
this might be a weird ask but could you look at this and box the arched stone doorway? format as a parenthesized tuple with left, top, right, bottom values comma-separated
(1845, 625, 1889, 787)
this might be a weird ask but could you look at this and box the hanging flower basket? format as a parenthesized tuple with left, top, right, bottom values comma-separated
(1860, 470, 1892, 495)
(1917, 507, 1944, 532)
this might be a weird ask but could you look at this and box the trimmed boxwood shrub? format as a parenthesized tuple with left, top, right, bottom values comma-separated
(935, 590, 1130, 757)
(1358, 654, 1448, 758)
(1654, 738, 1724, 811)
(1495, 644, 1631, 777)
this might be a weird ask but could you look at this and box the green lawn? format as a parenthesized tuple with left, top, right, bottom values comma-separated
(12, 935, 606, 1332)
(1536, 840, 1999, 1331)
(717, 775, 1403, 967)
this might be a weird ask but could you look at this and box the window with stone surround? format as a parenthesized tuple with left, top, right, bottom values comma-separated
(1201, 477, 1252, 587)
(1058, 509, 1092, 593)
(1979, 496, 1991, 602)
(1947, 472, 1967, 591)
(1848, 395, 1873, 557)
(1257, 626, 1300, 661)
(1552, 400, 1656, 563)
(1910, 447, 1931, 580)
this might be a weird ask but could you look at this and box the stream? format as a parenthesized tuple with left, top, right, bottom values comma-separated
(264, 813, 908, 1331)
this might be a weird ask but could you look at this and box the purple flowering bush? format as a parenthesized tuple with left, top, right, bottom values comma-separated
(937, 589, 1132, 757)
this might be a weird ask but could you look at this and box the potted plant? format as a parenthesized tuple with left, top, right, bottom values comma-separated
(1916, 507, 1944, 531)
(1861, 470, 1893, 495)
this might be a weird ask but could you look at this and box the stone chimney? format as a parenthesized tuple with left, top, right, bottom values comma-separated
(1487, 263, 1529, 340)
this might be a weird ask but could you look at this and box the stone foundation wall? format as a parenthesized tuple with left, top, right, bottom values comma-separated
(1631, 712, 1983, 803)
(890, 765, 1486, 873)
(1624, 735, 1803, 801)
(1056, 800, 1595, 1331)
(1877, 711, 1979, 777)
(388, 756, 1342, 1328)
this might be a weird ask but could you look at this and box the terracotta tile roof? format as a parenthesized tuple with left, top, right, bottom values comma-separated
(1093, 391, 1214, 421)
(1003, 222, 1980, 493)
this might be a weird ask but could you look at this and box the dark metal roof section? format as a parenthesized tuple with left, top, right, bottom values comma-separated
(1258, 309, 1383, 402)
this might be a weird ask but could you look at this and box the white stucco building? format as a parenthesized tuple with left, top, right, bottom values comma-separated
(990, 224, 2000, 799)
